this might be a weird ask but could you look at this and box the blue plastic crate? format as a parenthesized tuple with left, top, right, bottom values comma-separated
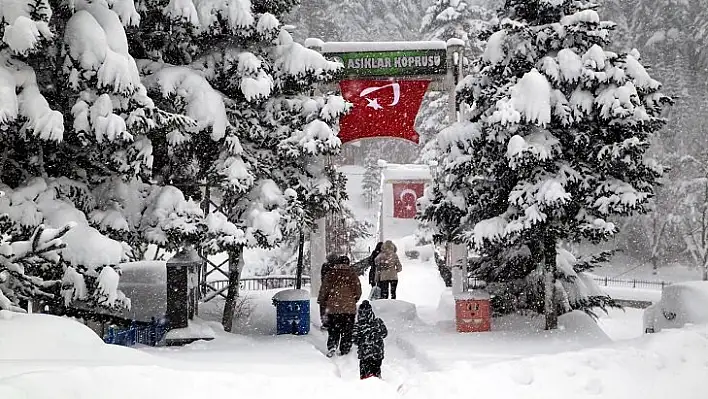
(104, 318, 168, 346)
(274, 300, 310, 335)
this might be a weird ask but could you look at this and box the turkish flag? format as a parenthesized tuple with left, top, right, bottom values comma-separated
(338, 79, 430, 144)
(392, 182, 425, 219)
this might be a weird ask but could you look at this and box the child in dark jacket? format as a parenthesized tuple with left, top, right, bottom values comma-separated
(352, 300, 388, 379)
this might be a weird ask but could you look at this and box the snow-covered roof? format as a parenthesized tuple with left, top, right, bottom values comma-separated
(318, 41, 447, 53)
(381, 163, 432, 182)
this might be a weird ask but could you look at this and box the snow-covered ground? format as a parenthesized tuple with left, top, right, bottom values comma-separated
(592, 253, 705, 283)
(2, 279, 707, 399)
(0, 228, 704, 398)
(3, 166, 708, 398)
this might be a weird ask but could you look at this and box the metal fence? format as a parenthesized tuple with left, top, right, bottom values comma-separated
(591, 276, 670, 290)
(208, 275, 311, 293)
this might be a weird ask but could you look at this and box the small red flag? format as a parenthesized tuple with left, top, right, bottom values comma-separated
(338, 79, 430, 144)
(392, 182, 425, 219)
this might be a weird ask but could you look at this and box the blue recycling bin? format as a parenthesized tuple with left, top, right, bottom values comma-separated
(272, 289, 310, 335)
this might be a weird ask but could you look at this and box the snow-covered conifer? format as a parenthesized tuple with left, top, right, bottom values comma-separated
(422, 0, 672, 328)
(416, 0, 497, 154)
(134, 0, 348, 330)
(1, 1, 199, 314)
(361, 156, 381, 208)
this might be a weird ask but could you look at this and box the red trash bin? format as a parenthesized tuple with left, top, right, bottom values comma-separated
(455, 290, 491, 333)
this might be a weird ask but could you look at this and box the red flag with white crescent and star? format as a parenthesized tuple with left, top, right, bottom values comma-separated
(338, 79, 430, 144)
(392, 182, 425, 219)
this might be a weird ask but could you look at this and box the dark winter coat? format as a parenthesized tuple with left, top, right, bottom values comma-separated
(368, 242, 383, 286)
(320, 253, 340, 281)
(318, 262, 362, 314)
(374, 240, 402, 281)
(353, 301, 387, 360)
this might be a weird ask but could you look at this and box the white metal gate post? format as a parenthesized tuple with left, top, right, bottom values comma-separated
(446, 39, 469, 295)
(304, 38, 326, 299)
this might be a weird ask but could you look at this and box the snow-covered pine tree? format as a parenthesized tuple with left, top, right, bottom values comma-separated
(422, 0, 671, 328)
(0, 1, 200, 313)
(416, 0, 497, 156)
(361, 155, 381, 208)
(135, 0, 348, 330)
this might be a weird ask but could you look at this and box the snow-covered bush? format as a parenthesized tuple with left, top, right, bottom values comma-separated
(361, 155, 381, 208)
(421, 0, 671, 327)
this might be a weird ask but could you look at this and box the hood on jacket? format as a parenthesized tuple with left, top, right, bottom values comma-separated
(382, 240, 396, 253)
(357, 300, 374, 321)
(331, 254, 351, 269)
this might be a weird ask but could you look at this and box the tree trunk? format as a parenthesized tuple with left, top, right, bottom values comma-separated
(296, 230, 305, 289)
(543, 235, 558, 330)
(703, 266, 708, 281)
(651, 256, 659, 275)
(0, 145, 8, 180)
(222, 249, 242, 332)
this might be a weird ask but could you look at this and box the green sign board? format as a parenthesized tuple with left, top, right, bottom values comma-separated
(325, 49, 447, 78)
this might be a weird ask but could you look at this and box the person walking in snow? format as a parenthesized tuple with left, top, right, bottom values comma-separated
(318, 253, 339, 329)
(353, 300, 388, 379)
(317, 255, 362, 357)
(368, 242, 383, 288)
(374, 240, 403, 299)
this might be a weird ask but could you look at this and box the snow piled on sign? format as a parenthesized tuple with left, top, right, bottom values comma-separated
(320, 40, 447, 53)
(381, 164, 432, 182)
